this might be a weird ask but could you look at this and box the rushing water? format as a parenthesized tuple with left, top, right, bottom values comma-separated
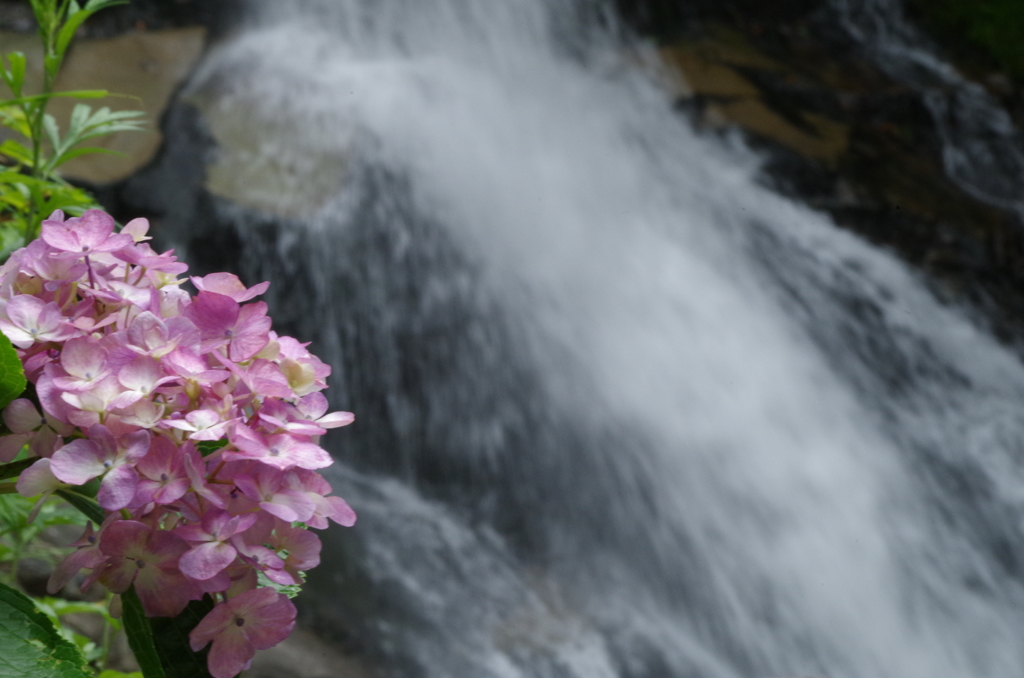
(158, 1, 1024, 676)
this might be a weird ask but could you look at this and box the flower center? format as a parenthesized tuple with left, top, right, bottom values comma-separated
(103, 459, 113, 469)
(136, 560, 146, 569)
(235, 617, 245, 627)
(269, 447, 280, 457)
(160, 473, 169, 482)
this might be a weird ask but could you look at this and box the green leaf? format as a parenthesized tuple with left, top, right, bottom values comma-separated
(55, 7, 91, 61)
(257, 569, 305, 599)
(196, 440, 228, 458)
(0, 458, 35, 482)
(150, 597, 215, 678)
(121, 587, 165, 678)
(0, 329, 27, 410)
(43, 113, 61, 151)
(0, 139, 34, 166)
(54, 489, 104, 524)
(51, 146, 125, 165)
(2, 51, 27, 97)
(0, 580, 92, 677)
(0, 90, 110, 109)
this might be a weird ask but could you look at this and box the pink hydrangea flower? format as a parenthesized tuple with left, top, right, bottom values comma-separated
(40, 209, 133, 259)
(97, 520, 198, 617)
(189, 588, 296, 678)
(2, 209, 357, 676)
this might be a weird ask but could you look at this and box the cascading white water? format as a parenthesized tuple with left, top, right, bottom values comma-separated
(169, 1, 1024, 676)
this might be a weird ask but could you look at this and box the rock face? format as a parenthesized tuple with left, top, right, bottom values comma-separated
(0, 26, 206, 184)
(634, 1, 1024, 350)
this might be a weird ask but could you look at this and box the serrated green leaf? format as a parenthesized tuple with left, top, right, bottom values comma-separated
(121, 587, 165, 678)
(0, 331, 26, 410)
(0, 580, 92, 678)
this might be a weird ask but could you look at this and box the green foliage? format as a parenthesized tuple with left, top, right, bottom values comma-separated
(0, 579, 92, 677)
(34, 596, 124, 667)
(0, 5, 212, 678)
(0, 330, 28, 410)
(910, 0, 1024, 78)
(258, 569, 305, 599)
(195, 439, 228, 458)
(54, 489, 105, 525)
(149, 598, 215, 678)
(0, 0, 144, 256)
(0, 492, 88, 588)
(120, 588, 165, 678)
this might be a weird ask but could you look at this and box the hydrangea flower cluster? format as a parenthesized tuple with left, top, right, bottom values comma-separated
(1, 209, 356, 678)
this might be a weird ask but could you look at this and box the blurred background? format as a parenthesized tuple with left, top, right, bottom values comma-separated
(4, 1, 1024, 676)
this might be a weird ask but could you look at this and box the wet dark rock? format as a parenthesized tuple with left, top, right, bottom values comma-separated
(0, 0, 239, 37)
(644, 5, 1024, 353)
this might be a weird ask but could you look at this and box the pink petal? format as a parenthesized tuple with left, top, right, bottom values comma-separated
(0, 433, 29, 462)
(121, 429, 152, 463)
(229, 303, 271, 362)
(151, 478, 190, 505)
(260, 490, 315, 523)
(134, 567, 196, 617)
(318, 411, 355, 428)
(40, 223, 80, 251)
(50, 439, 106, 484)
(16, 458, 62, 497)
(99, 520, 150, 559)
(97, 558, 136, 594)
(121, 217, 151, 242)
(48, 544, 106, 594)
(60, 336, 107, 380)
(74, 210, 123, 250)
(5, 295, 43, 329)
(208, 627, 253, 678)
(326, 495, 357, 527)
(190, 601, 234, 651)
(240, 591, 296, 649)
(180, 541, 237, 581)
(118, 355, 164, 392)
(183, 292, 239, 339)
(144, 530, 191, 569)
(297, 392, 328, 419)
(3, 399, 43, 433)
(97, 464, 139, 510)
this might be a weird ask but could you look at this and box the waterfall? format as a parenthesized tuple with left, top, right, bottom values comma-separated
(154, 0, 1024, 676)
